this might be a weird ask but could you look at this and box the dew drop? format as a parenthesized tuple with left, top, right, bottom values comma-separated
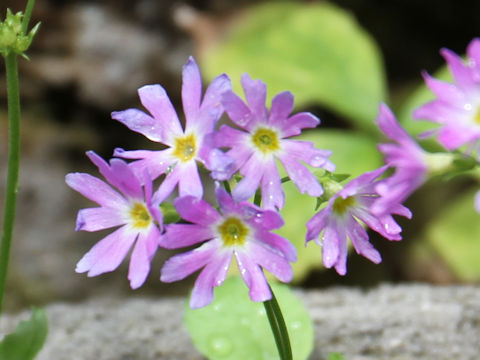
(310, 155, 325, 167)
(208, 335, 233, 357)
(464, 103, 473, 111)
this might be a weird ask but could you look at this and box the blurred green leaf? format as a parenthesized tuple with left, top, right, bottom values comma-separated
(277, 129, 383, 281)
(327, 353, 346, 360)
(426, 187, 480, 281)
(201, 2, 386, 131)
(184, 276, 314, 360)
(0, 307, 48, 360)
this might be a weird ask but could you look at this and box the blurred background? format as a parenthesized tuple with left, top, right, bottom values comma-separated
(1, 0, 479, 312)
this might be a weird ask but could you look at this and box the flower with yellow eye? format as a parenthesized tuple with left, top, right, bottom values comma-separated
(66, 151, 163, 289)
(112, 56, 232, 203)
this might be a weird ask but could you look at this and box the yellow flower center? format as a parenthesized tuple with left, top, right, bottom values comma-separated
(332, 196, 356, 216)
(130, 203, 152, 228)
(218, 217, 249, 247)
(251, 127, 280, 154)
(474, 107, 480, 125)
(172, 134, 197, 162)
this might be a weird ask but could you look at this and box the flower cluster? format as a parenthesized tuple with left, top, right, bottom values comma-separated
(68, 41, 478, 306)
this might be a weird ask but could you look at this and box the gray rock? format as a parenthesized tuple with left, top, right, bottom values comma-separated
(1, 284, 479, 359)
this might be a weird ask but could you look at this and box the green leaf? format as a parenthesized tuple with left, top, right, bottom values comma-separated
(327, 353, 346, 360)
(425, 187, 480, 281)
(0, 307, 48, 360)
(277, 129, 383, 281)
(184, 276, 314, 360)
(201, 2, 386, 131)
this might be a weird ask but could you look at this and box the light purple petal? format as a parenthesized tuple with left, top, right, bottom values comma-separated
(241, 73, 268, 122)
(333, 222, 348, 276)
(475, 190, 480, 214)
(281, 140, 334, 169)
(376, 104, 415, 145)
(128, 226, 161, 289)
(76, 226, 137, 277)
(174, 195, 221, 226)
(248, 241, 293, 283)
(321, 220, 341, 269)
(278, 155, 324, 197)
(421, 72, 466, 106)
(87, 152, 142, 199)
(160, 240, 220, 283)
(261, 158, 284, 210)
(66, 173, 127, 209)
(467, 38, 480, 80)
(269, 91, 294, 124)
(305, 205, 332, 243)
(111, 109, 163, 143)
(240, 205, 284, 231)
(235, 251, 272, 302)
(152, 164, 181, 204)
(114, 148, 174, 183)
(138, 85, 183, 145)
(161, 223, 214, 249)
(200, 73, 231, 114)
(255, 230, 297, 262)
(441, 48, 477, 92)
(209, 124, 249, 148)
(340, 166, 388, 197)
(190, 250, 232, 309)
(413, 100, 462, 124)
(182, 57, 202, 126)
(345, 215, 381, 264)
(178, 161, 203, 198)
(437, 124, 480, 150)
(76, 207, 125, 232)
(280, 112, 320, 137)
(232, 156, 264, 203)
(222, 91, 255, 131)
(215, 186, 236, 214)
(206, 148, 235, 181)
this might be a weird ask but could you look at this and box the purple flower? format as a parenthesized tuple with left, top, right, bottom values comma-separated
(66, 151, 163, 289)
(373, 104, 428, 216)
(112, 56, 231, 202)
(413, 38, 480, 152)
(210, 74, 335, 210)
(305, 167, 410, 275)
(160, 186, 296, 308)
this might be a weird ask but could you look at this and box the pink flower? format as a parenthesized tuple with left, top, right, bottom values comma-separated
(306, 167, 410, 275)
(65, 151, 163, 289)
(373, 104, 428, 216)
(160, 186, 296, 308)
(414, 38, 480, 153)
(112, 57, 231, 202)
(210, 74, 334, 210)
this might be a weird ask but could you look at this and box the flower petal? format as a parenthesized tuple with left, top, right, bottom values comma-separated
(76, 226, 137, 277)
(321, 219, 341, 270)
(182, 57, 202, 126)
(235, 251, 271, 302)
(260, 158, 284, 210)
(174, 195, 221, 226)
(161, 223, 214, 249)
(111, 109, 163, 142)
(128, 226, 161, 289)
(76, 207, 125, 232)
(269, 91, 294, 124)
(241, 73, 268, 122)
(255, 230, 297, 262)
(222, 91, 255, 131)
(278, 155, 324, 197)
(232, 156, 263, 203)
(441, 48, 477, 92)
(248, 241, 293, 283)
(66, 173, 127, 209)
(305, 206, 331, 243)
(345, 215, 381, 264)
(280, 112, 319, 137)
(178, 161, 203, 198)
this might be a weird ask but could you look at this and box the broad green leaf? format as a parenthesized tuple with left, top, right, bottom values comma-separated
(0, 307, 48, 360)
(184, 276, 314, 360)
(201, 2, 386, 131)
(426, 187, 480, 281)
(277, 129, 383, 281)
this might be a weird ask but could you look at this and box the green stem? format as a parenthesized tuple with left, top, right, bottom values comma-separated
(21, 0, 36, 34)
(0, 53, 21, 315)
(263, 287, 293, 360)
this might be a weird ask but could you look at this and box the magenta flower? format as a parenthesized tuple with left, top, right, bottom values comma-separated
(210, 74, 335, 210)
(65, 151, 163, 289)
(414, 38, 480, 152)
(160, 186, 296, 308)
(373, 104, 428, 216)
(305, 166, 410, 275)
(112, 56, 231, 202)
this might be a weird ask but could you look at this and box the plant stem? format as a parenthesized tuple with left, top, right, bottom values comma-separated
(0, 53, 21, 315)
(263, 286, 293, 360)
(21, 0, 36, 33)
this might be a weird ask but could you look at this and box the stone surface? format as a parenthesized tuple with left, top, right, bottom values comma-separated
(1, 284, 479, 359)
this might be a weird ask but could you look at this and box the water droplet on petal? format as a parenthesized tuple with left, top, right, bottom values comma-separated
(310, 155, 325, 167)
(465, 103, 473, 111)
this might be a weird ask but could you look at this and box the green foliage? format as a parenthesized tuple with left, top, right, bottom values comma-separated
(201, 2, 386, 131)
(327, 353, 346, 360)
(184, 276, 314, 360)
(277, 129, 383, 281)
(0, 307, 48, 360)
(426, 188, 480, 281)
(0, 8, 39, 58)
